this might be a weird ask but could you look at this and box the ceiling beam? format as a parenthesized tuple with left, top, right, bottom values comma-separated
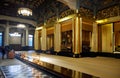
(0, 15, 37, 26)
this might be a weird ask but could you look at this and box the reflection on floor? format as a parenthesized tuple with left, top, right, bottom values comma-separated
(1, 65, 55, 78)
(0, 57, 26, 78)
(16, 51, 120, 78)
(0, 54, 61, 78)
(0, 51, 120, 78)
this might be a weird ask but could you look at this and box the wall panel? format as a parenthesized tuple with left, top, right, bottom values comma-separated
(82, 18, 93, 32)
(61, 19, 72, 32)
(114, 22, 120, 47)
(114, 22, 120, 32)
(47, 27, 54, 35)
(101, 23, 113, 53)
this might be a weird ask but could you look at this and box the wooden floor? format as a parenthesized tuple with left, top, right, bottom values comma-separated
(1, 51, 120, 78)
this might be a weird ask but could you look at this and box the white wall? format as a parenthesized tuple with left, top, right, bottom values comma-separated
(9, 36, 21, 44)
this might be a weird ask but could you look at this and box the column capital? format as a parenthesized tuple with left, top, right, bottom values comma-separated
(74, 9, 81, 18)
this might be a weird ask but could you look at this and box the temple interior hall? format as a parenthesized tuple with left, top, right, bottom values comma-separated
(0, 0, 120, 78)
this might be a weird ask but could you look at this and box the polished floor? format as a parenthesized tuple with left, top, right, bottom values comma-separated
(1, 64, 56, 78)
(17, 51, 120, 78)
(0, 53, 60, 78)
(0, 51, 120, 78)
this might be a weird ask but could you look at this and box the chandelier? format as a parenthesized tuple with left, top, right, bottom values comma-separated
(18, 8, 32, 16)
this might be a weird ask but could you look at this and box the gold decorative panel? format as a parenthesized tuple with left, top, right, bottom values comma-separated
(47, 16, 57, 24)
(103, 0, 113, 5)
(59, 9, 74, 19)
(79, 7, 93, 20)
(97, 5, 119, 20)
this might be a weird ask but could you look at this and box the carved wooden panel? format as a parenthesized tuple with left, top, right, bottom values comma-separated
(47, 16, 57, 24)
(79, 7, 93, 20)
(97, 5, 119, 20)
(59, 9, 74, 19)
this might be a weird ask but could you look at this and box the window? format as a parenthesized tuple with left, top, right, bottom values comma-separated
(28, 35, 33, 46)
(0, 32, 3, 46)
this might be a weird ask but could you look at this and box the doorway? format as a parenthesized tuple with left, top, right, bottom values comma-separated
(99, 23, 113, 53)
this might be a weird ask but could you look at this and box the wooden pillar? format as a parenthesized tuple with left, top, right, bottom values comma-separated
(41, 27, 47, 51)
(72, 15, 82, 57)
(47, 37, 50, 50)
(54, 23, 61, 52)
(91, 22, 98, 52)
(34, 30, 40, 50)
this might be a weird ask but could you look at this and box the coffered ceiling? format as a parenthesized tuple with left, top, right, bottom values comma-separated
(0, 0, 119, 25)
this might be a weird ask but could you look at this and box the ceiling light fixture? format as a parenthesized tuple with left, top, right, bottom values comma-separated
(17, 24, 26, 28)
(18, 7, 32, 16)
(9, 32, 21, 37)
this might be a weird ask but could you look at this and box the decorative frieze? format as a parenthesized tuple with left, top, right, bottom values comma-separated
(78, 7, 93, 20)
(47, 16, 57, 24)
(97, 5, 119, 20)
(46, 9, 74, 24)
(59, 9, 74, 19)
